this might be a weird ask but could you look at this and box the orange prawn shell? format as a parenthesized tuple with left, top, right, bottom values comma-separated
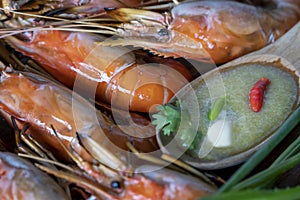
(118, 165, 217, 200)
(0, 152, 69, 200)
(0, 72, 159, 163)
(105, 63, 190, 112)
(169, 1, 270, 64)
(122, 176, 210, 200)
(170, 0, 300, 64)
(0, 71, 93, 161)
(106, 0, 300, 64)
(8, 30, 192, 113)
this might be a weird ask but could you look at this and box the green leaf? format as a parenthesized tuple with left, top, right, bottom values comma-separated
(151, 102, 181, 136)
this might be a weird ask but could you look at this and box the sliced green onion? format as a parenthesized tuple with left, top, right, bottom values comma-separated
(208, 97, 225, 121)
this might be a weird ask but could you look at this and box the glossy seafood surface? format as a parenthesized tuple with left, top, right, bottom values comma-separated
(6, 30, 192, 113)
(0, 71, 158, 163)
(0, 151, 69, 200)
(105, 0, 300, 64)
(0, 1, 299, 200)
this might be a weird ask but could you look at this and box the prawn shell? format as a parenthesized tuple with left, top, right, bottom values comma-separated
(169, 0, 300, 63)
(130, 165, 217, 199)
(105, 0, 300, 64)
(0, 71, 158, 164)
(0, 152, 69, 200)
(6, 30, 192, 113)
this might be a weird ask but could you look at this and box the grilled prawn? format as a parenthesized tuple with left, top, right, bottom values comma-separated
(0, 151, 69, 200)
(0, 70, 216, 199)
(100, 0, 300, 64)
(0, 70, 159, 162)
(4, 30, 192, 113)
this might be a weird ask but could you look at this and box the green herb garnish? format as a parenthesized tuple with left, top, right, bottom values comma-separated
(151, 101, 181, 136)
(152, 101, 201, 150)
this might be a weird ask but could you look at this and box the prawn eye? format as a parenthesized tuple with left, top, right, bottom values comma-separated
(146, 50, 156, 57)
(111, 180, 121, 189)
(158, 28, 168, 37)
(104, 7, 116, 11)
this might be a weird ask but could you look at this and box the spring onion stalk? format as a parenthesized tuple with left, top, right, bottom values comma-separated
(203, 185, 300, 200)
(217, 105, 300, 193)
(270, 138, 300, 167)
(248, 133, 300, 189)
(231, 152, 300, 190)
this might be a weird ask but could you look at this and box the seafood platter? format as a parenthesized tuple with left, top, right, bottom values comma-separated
(0, 0, 300, 199)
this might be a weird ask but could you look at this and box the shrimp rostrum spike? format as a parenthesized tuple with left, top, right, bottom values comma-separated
(0, 70, 216, 199)
(98, 0, 300, 64)
(3, 29, 192, 113)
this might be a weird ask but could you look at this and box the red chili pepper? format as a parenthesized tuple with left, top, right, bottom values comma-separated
(249, 77, 270, 112)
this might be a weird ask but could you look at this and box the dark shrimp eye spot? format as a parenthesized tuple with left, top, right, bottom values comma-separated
(146, 50, 156, 57)
(104, 7, 116, 11)
(111, 180, 121, 189)
(158, 29, 168, 36)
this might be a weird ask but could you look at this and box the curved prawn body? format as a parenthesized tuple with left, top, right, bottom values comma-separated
(103, 0, 300, 64)
(0, 71, 216, 199)
(0, 70, 158, 163)
(5, 30, 192, 113)
(0, 151, 69, 200)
